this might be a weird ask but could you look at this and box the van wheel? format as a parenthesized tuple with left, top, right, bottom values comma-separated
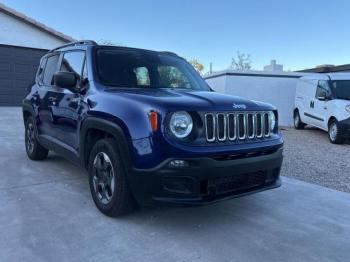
(25, 116, 49, 160)
(294, 110, 305, 129)
(88, 138, 136, 217)
(328, 119, 344, 144)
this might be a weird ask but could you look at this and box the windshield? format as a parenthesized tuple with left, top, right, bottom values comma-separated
(96, 48, 210, 91)
(330, 80, 350, 100)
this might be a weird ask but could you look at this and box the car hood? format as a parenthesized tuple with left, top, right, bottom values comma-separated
(104, 88, 275, 111)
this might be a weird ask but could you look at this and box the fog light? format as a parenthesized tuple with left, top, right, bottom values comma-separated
(168, 160, 188, 168)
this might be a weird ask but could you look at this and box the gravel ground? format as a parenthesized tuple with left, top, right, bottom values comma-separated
(280, 126, 350, 193)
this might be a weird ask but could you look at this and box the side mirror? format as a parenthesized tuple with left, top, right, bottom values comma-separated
(317, 91, 327, 101)
(53, 71, 77, 92)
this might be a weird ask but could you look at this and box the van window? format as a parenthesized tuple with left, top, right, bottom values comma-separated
(316, 80, 331, 99)
(330, 80, 350, 100)
(42, 54, 59, 86)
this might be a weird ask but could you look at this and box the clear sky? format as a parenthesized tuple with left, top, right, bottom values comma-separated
(2, 0, 350, 72)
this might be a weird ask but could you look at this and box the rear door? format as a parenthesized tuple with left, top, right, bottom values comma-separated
(37, 53, 60, 138)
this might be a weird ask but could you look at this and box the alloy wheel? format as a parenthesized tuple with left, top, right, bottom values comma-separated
(329, 123, 338, 142)
(294, 113, 299, 127)
(26, 123, 35, 154)
(92, 152, 116, 204)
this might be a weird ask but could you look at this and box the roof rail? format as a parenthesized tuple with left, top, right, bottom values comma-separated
(161, 51, 178, 57)
(49, 40, 97, 52)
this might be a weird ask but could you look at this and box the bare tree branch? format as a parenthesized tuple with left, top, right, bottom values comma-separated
(230, 51, 252, 71)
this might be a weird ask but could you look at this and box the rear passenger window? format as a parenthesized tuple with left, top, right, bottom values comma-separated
(42, 54, 59, 85)
(60, 51, 85, 80)
(37, 58, 47, 83)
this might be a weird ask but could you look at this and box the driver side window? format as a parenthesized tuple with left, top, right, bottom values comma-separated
(316, 80, 331, 99)
(60, 51, 86, 89)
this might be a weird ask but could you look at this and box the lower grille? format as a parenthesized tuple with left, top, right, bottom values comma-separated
(204, 170, 267, 195)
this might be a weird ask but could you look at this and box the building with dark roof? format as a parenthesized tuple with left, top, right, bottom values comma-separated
(0, 3, 75, 106)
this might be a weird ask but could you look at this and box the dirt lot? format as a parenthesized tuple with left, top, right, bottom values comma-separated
(281, 127, 350, 193)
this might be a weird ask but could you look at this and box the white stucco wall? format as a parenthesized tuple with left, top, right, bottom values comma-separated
(206, 71, 306, 126)
(0, 11, 67, 49)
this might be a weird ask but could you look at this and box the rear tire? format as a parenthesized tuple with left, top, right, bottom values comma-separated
(88, 138, 136, 217)
(25, 116, 49, 160)
(328, 119, 344, 144)
(294, 110, 305, 129)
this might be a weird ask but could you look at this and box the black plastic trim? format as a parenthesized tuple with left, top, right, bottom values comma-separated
(304, 112, 324, 122)
(204, 72, 301, 80)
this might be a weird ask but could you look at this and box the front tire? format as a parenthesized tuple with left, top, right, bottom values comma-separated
(328, 119, 344, 144)
(294, 110, 305, 129)
(25, 116, 49, 160)
(88, 138, 135, 217)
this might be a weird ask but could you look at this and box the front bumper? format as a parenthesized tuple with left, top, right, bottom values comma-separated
(339, 117, 350, 138)
(130, 147, 283, 207)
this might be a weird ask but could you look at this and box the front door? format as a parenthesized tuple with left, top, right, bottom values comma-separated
(313, 80, 332, 129)
(49, 50, 88, 150)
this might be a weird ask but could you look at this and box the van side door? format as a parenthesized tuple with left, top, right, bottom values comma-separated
(301, 79, 318, 126)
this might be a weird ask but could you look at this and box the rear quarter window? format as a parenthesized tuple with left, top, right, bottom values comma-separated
(42, 54, 60, 86)
(36, 57, 47, 84)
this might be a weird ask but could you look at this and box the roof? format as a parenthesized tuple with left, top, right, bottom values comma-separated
(0, 3, 75, 43)
(326, 73, 350, 80)
(204, 69, 306, 80)
(300, 72, 350, 81)
(298, 64, 350, 73)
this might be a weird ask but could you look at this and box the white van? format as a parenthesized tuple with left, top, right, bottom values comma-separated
(294, 73, 350, 144)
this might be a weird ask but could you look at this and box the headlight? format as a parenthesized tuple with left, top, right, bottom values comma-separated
(269, 111, 277, 131)
(169, 111, 193, 138)
(346, 105, 350, 113)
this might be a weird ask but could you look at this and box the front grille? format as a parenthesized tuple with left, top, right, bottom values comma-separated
(204, 170, 267, 195)
(204, 112, 272, 142)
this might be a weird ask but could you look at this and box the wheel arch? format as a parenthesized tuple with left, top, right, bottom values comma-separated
(327, 116, 337, 127)
(22, 103, 35, 123)
(79, 117, 133, 170)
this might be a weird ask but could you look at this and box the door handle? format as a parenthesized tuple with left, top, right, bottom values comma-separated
(48, 97, 57, 102)
(310, 101, 314, 108)
(48, 97, 58, 106)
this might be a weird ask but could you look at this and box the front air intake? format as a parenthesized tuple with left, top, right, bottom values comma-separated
(204, 112, 272, 142)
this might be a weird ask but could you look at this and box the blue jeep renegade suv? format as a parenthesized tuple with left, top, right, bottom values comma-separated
(22, 40, 283, 216)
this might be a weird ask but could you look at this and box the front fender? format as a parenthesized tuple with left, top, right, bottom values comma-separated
(79, 116, 145, 200)
(79, 116, 132, 167)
